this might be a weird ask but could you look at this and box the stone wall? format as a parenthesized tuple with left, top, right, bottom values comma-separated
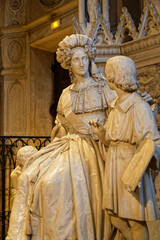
(0, 0, 78, 136)
(30, 48, 53, 136)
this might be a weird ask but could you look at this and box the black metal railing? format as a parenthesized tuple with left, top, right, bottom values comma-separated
(0, 136, 51, 240)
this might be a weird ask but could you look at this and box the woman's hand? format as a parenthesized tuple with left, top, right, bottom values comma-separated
(137, 90, 153, 104)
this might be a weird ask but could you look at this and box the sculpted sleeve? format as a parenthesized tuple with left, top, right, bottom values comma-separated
(133, 100, 160, 169)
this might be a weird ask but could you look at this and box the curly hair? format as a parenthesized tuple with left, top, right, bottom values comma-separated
(105, 56, 139, 91)
(56, 34, 96, 70)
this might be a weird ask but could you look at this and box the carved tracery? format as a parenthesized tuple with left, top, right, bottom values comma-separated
(75, 0, 160, 46)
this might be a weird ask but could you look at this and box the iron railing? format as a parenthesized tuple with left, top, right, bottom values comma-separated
(0, 136, 51, 240)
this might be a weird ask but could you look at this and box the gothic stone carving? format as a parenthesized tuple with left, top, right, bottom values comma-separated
(8, 40, 23, 63)
(121, 33, 160, 55)
(138, 0, 160, 38)
(8, 0, 23, 12)
(8, 19, 21, 26)
(115, 7, 138, 45)
(75, 0, 160, 47)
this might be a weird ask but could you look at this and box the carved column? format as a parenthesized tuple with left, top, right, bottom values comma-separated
(79, 0, 85, 27)
(1, 0, 28, 136)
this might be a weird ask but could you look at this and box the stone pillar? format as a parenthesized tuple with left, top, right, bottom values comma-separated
(1, 0, 28, 136)
(102, 0, 110, 25)
(79, 0, 86, 27)
(1, 35, 27, 136)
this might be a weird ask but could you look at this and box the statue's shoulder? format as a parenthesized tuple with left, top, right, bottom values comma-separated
(61, 84, 73, 96)
(57, 84, 73, 114)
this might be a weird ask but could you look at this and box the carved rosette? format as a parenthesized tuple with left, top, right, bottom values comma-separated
(8, 0, 23, 12)
(40, 0, 64, 8)
(8, 40, 23, 63)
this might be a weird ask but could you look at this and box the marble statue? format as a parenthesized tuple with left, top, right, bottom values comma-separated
(10, 146, 38, 209)
(6, 34, 117, 240)
(90, 56, 160, 240)
(6, 35, 158, 240)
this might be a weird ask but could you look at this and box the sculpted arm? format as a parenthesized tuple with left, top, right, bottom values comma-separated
(134, 101, 160, 170)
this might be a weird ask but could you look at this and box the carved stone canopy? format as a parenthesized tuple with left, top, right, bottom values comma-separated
(74, 0, 160, 47)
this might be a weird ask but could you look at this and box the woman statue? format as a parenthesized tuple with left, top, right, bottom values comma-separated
(6, 34, 116, 240)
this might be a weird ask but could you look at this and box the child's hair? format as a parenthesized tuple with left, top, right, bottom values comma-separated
(105, 56, 139, 91)
(17, 146, 38, 167)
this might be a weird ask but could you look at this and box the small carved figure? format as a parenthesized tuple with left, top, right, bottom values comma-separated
(10, 146, 38, 209)
(90, 56, 160, 240)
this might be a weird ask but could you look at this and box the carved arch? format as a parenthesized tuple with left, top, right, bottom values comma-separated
(7, 79, 25, 134)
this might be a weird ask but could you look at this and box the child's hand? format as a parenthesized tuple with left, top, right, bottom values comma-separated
(89, 118, 106, 144)
(89, 118, 103, 132)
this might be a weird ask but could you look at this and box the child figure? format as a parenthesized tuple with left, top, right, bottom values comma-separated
(10, 146, 38, 209)
(90, 56, 160, 240)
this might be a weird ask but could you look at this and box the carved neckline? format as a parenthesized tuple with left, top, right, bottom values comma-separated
(69, 79, 106, 93)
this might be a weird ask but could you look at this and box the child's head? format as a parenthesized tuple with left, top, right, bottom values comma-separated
(17, 146, 38, 168)
(105, 56, 139, 92)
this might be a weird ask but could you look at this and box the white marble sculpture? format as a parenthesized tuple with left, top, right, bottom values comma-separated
(6, 35, 158, 240)
(90, 56, 160, 240)
(10, 146, 38, 209)
(6, 34, 117, 240)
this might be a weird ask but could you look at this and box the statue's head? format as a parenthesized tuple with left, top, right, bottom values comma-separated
(105, 56, 139, 92)
(56, 34, 96, 69)
(56, 34, 98, 82)
(17, 146, 38, 168)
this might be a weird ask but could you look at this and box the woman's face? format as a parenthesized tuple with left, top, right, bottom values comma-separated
(71, 47, 89, 77)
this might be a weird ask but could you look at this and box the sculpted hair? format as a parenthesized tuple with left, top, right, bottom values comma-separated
(105, 56, 139, 91)
(56, 34, 96, 70)
(17, 146, 38, 167)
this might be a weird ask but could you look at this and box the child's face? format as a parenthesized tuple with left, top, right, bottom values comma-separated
(107, 80, 117, 91)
